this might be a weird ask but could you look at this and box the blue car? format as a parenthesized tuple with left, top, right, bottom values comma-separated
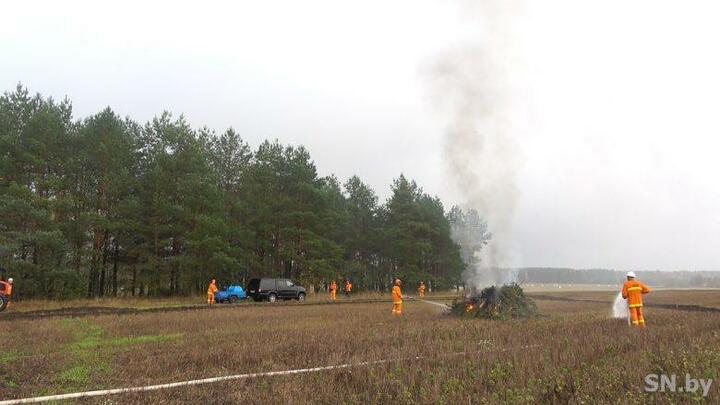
(214, 285, 247, 303)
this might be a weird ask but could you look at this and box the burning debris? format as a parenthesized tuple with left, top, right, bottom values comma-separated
(452, 283, 538, 320)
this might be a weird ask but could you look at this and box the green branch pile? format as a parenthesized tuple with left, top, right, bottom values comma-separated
(451, 283, 539, 320)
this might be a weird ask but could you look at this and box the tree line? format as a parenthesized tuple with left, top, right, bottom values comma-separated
(517, 268, 720, 288)
(0, 85, 485, 299)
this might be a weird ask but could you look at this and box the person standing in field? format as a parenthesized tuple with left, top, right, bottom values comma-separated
(622, 271, 651, 327)
(344, 279, 352, 297)
(392, 278, 403, 315)
(418, 281, 426, 298)
(207, 279, 218, 305)
(0, 278, 13, 309)
(329, 280, 337, 301)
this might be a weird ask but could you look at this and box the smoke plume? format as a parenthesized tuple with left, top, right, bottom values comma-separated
(429, 1, 523, 287)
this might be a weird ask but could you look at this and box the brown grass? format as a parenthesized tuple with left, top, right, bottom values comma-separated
(1, 291, 719, 404)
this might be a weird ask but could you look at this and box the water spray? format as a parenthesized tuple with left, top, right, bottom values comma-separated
(406, 296, 451, 310)
(612, 292, 630, 325)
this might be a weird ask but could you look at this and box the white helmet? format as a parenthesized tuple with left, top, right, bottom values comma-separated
(7, 278, 13, 283)
(626, 271, 636, 278)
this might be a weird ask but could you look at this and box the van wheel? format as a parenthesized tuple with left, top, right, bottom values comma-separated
(268, 294, 277, 303)
(297, 293, 306, 302)
(230, 296, 239, 304)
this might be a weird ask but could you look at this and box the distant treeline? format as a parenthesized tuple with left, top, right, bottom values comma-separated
(0, 85, 474, 299)
(518, 268, 720, 288)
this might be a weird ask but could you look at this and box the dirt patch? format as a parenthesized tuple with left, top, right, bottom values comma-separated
(0, 297, 460, 321)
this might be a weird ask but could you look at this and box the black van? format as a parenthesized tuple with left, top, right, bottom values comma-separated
(246, 278, 306, 303)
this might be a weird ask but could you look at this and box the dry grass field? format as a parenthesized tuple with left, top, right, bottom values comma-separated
(1, 290, 719, 404)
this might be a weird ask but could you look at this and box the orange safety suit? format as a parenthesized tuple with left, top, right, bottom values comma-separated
(392, 285, 403, 315)
(622, 279, 651, 326)
(0, 281, 11, 308)
(418, 283, 426, 298)
(329, 281, 337, 300)
(207, 281, 218, 305)
(344, 281, 352, 297)
(1, 281, 11, 296)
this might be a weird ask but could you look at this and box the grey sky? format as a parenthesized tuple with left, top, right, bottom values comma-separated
(3, 0, 719, 271)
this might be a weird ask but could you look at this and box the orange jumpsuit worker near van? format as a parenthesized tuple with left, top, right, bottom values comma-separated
(329, 280, 338, 301)
(418, 281, 426, 298)
(392, 278, 403, 315)
(207, 279, 218, 305)
(621, 271, 651, 327)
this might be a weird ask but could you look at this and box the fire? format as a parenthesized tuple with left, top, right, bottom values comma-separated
(452, 284, 539, 319)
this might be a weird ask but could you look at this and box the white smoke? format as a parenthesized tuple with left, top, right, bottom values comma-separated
(428, 1, 525, 287)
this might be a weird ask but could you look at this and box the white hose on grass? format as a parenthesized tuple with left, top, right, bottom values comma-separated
(0, 345, 539, 404)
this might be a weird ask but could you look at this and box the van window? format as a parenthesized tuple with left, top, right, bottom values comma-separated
(260, 279, 276, 290)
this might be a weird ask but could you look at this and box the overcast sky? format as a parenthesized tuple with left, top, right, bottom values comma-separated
(3, 0, 719, 271)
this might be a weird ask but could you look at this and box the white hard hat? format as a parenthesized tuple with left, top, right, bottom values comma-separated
(626, 271, 636, 278)
(7, 278, 13, 283)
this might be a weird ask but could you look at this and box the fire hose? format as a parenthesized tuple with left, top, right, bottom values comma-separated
(0, 344, 540, 404)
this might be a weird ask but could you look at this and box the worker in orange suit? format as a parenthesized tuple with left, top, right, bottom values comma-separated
(207, 279, 218, 305)
(621, 271, 651, 327)
(329, 280, 337, 301)
(344, 279, 352, 297)
(1, 278, 13, 309)
(392, 278, 403, 315)
(418, 281, 426, 298)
